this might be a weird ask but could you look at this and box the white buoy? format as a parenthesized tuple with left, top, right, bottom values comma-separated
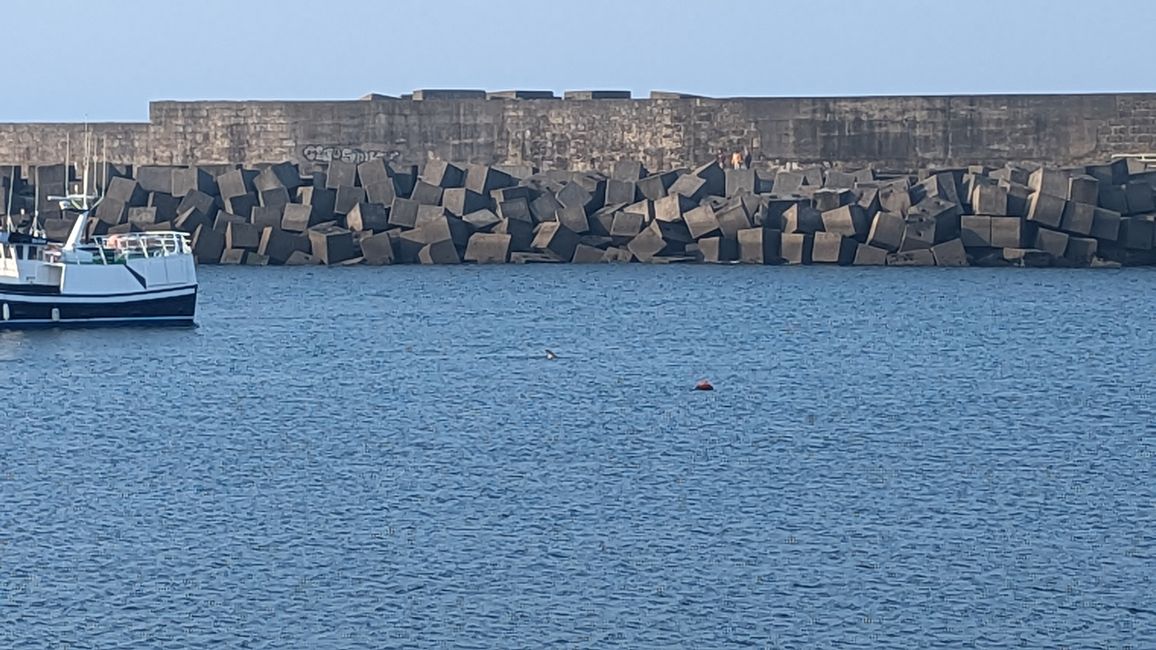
(51, 307, 60, 322)
(2, 303, 8, 321)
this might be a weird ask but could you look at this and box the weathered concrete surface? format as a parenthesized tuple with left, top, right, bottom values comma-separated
(2, 92, 1155, 171)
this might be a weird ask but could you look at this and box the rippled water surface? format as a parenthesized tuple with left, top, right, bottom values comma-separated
(2, 265, 1155, 648)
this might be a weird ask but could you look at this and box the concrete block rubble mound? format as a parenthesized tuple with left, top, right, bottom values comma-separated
(2, 157, 1155, 267)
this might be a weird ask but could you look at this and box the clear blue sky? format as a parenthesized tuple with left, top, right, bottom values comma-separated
(6, 0, 1155, 122)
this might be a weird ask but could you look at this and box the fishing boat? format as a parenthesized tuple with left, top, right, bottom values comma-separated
(0, 192, 198, 328)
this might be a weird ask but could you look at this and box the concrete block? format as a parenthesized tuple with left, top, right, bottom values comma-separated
(1125, 181, 1155, 214)
(716, 204, 752, 239)
(683, 205, 721, 239)
(654, 194, 694, 223)
(356, 159, 391, 188)
(249, 205, 281, 230)
(491, 186, 531, 204)
(531, 222, 580, 260)
(136, 166, 176, 194)
(223, 192, 258, 219)
(357, 231, 396, 265)
(970, 184, 1009, 215)
(989, 216, 1032, 248)
(363, 181, 396, 206)
(279, 203, 313, 232)
(1034, 227, 1069, 257)
(497, 197, 533, 223)
(1028, 167, 1071, 197)
(1002, 247, 1052, 267)
(820, 204, 869, 239)
(148, 192, 181, 222)
(909, 196, 962, 237)
(464, 233, 511, 263)
(1026, 192, 1065, 229)
(960, 215, 992, 248)
(853, 243, 888, 265)
(570, 243, 604, 263)
(105, 176, 148, 206)
(298, 186, 336, 220)
(253, 165, 294, 194)
(442, 188, 489, 217)
(333, 185, 365, 216)
(258, 227, 310, 264)
(127, 206, 157, 226)
(918, 172, 960, 204)
(464, 164, 514, 195)
(95, 197, 128, 225)
(866, 212, 905, 252)
(218, 248, 246, 265)
(1098, 184, 1129, 213)
(782, 204, 823, 234)
(325, 160, 358, 189)
(605, 179, 637, 204)
(241, 251, 270, 266)
(386, 197, 419, 229)
(1090, 208, 1121, 242)
(696, 236, 738, 263)
(931, 239, 968, 266)
(463, 208, 501, 232)
(556, 204, 590, 234)
(627, 222, 669, 261)
(494, 218, 535, 252)
(812, 188, 852, 212)
(418, 212, 470, 247)
(216, 169, 257, 199)
(174, 207, 212, 235)
(557, 181, 593, 212)
(225, 221, 262, 251)
(418, 240, 461, 264)
(1067, 174, 1099, 205)
(308, 224, 357, 264)
(693, 161, 726, 197)
(780, 233, 813, 265)
(637, 171, 678, 200)
(1119, 217, 1154, 250)
(610, 211, 645, 238)
(737, 228, 781, 264)
(1060, 201, 1095, 235)
(877, 183, 911, 216)
(530, 192, 564, 222)
(886, 249, 935, 266)
(346, 202, 390, 232)
(259, 187, 291, 210)
(192, 224, 226, 264)
(1065, 236, 1098, 265)
(725, 169, 756, 197)
(1085, 159, 1129, 186)
(811, 232, 855, 264)
(563, 90, 631, 99)
(409, 180, 444, 206)
(283, 250, 320, 265)
(421, 160, 465, 188)
(823, 169, 857, 190)
(773, 170, 804, 194)
(612, 160, 647, 181)
(999, 181, 1032, 217)
(601, 247, 634, 263)
(669, 174, 708, 203)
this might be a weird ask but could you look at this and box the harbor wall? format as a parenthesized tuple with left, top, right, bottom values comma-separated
(1, 92, 1156, 171)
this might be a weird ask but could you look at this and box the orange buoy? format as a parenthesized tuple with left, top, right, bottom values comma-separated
(694, 379, 714, 391)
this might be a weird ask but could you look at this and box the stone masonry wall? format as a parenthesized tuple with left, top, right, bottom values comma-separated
(1, 93, 1155, 172)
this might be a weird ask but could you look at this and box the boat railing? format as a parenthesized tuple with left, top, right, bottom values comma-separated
(90, 232, 193, 263)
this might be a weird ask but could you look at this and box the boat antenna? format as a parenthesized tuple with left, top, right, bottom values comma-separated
(82, 122, 90, 211)
(4, 165, 14, 232)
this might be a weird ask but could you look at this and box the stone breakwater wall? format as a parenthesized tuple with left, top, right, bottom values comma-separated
(1, 91, 1156, 172)
(2, 156, 1156, 267)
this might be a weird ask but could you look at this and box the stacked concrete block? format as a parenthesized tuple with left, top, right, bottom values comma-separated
(7, 153, 1155, 269)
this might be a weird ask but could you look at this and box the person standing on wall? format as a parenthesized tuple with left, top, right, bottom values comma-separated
(731, 150, 744, 170)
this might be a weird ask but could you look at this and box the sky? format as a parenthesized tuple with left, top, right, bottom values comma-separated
(5, 0, 1156, 122)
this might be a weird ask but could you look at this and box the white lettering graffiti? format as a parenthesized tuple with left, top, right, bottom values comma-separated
(301, 145, 400, 164)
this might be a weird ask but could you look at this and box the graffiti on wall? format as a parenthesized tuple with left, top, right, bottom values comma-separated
(300, 145, 401, 164)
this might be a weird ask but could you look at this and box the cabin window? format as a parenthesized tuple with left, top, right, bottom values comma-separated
(15, 246, 24, 260)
